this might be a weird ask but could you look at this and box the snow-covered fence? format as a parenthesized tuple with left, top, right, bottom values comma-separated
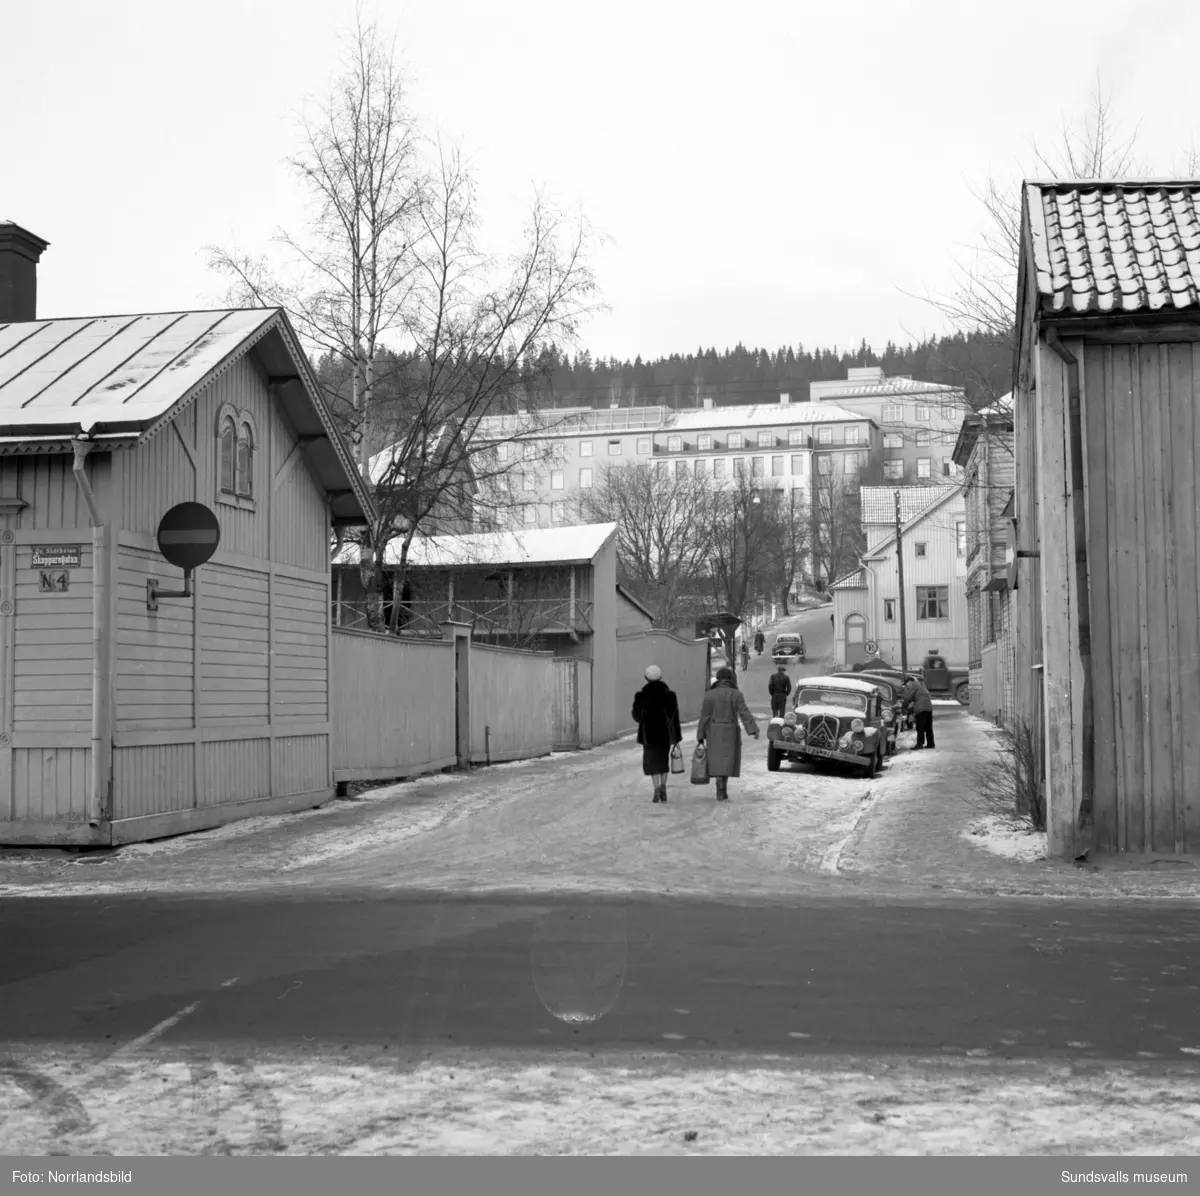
(330, 629, 456, 783)
(614, 629, 710, 732)
(469, 643, 556, 764)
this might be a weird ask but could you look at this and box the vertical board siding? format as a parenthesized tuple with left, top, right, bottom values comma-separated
(272, 735, 329, 795)
(11, 748, 90, 821)
(13, 544, 93, 732)
(199, 563, 269, 726)
(1084, 343, 1200, 853)
(272, 574, 329, 720)
(551, 658, 580, 748)
(121, 410, 197, 535)
(8, 454, 88, 529)
(200, 739, 271, 805)
(111, 744, 194, 819)
(614, 631, 709, 733)
(330, 630, 455, 779)
(469, 643, 555, 761)
(271, 447, 330, 573)
(115, 547, 196, 730)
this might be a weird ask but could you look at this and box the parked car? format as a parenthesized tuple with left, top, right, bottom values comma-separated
(855, 670, 917, 733)
(855, 652, 970, 705)
(772, 633, 806, 663)
(832, 670, 901, 753)
(766, 674, 887, 778)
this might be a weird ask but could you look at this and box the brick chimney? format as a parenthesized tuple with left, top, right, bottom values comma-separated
(0, 223, 50, 322)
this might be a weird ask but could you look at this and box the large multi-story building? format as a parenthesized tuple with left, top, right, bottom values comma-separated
(473, 394, 878, 529)
(809, 366, 968, 485)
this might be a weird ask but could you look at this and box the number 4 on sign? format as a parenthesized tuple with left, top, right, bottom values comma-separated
(39, 570, 70, 593)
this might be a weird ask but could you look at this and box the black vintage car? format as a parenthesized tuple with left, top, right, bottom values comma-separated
(766, 674, 887, 778)
(832, 670, 902, 754)
(772, 633, 806, 663)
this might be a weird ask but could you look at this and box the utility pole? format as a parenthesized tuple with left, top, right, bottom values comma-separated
(895, 488, 909, 673)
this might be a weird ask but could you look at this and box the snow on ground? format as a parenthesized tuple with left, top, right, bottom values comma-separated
(963, 814, 1048, 864)
(5, 1045, 1200, 1155)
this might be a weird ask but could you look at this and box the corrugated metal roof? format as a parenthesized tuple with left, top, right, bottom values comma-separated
(829, 569, 866, 590)
(666, 402, 874, 432)
(1025, 180, 1200, 316)
(859, 484, 959, 526)
(356, 522, 619, 569)
(809, 375, 963, 401)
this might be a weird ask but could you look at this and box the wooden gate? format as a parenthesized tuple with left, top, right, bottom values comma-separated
(552, 657, 580, 750)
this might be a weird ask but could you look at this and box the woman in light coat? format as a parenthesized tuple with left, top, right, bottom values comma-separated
(632, 665, 683, 803)
(696, 666, 759, 801)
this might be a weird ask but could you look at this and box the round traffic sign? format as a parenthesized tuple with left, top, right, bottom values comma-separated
(156, 502, 221, 571)
(864, 639, 878, 655)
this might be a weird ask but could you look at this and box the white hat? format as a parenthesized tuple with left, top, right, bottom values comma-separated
(644, 665, 663, 681)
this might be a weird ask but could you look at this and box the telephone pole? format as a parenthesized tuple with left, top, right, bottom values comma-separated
(895, 489, 909, 673)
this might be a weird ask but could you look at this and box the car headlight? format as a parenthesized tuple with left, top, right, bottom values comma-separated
(851, 719, 864, 732)
(782, 725, 794, 740)
(784, 711, 797, 726)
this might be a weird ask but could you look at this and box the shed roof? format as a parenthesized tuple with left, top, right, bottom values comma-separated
(616, 583, 657, 621)
(0, 307, 373, 525)
(952, 393, 1014, 467)
(859, 484, 959, 526)
(809, 375, 963, 401)
(829, 569, 866, 590)
(361, 521, 619, 569)
(1024, 179, 1200, 317)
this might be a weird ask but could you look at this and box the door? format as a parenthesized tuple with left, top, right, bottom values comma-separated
(551, 657, 580, 750)
(844, 614, 868, 666)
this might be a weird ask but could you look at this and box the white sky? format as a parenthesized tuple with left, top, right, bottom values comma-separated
(6, 0, 1199, 363)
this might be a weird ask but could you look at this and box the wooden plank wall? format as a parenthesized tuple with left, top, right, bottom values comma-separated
(1082, 342, 1200, 852)
(330, 629, 456, 782)
(614, 629, 709, 732)
(469, 642, 555, 763)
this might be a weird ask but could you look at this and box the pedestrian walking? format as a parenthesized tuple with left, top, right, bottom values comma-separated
(696, 666, 760, 802)
(632, 665, 683, 803)
(740, 641, 750, 671)
(753, 629, 765, 655)
(767, 663, 792, 719)
(901, 677, 935, 750)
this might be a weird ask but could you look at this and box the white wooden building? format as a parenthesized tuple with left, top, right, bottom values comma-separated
(829, 485, 968, 668)
(0, 231, 373, 846)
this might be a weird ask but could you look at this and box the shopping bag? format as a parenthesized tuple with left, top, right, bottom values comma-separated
(669, 744, 685, 774)
(690, 742, 709, 785)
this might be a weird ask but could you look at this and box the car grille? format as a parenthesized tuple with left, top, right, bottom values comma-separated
(807, 715, 838, 749)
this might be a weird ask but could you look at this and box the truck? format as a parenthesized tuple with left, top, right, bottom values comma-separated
(853, 649, 970, 705)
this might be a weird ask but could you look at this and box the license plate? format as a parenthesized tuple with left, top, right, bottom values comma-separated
(804, 747, 835, 758)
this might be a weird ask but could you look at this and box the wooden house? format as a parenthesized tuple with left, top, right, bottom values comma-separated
(0, 223, 373, 845)
(952, 397, 1015, 723)
(1013, 180, 1200, 858)
(830, 485, 967, 669)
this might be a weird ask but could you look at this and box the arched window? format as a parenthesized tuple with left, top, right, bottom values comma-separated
(236, 421, 254, 498)
(219, 416, 237, 494)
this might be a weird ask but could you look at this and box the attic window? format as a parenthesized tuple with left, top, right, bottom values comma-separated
(914, 542, 927, 558)
(217, 404, 257, 508)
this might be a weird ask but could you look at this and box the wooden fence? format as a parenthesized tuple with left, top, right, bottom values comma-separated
(551, 657, 593, 750)
(468, 643, 556, 763)
(614, 629, 710, 733)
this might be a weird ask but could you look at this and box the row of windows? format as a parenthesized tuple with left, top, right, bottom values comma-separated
(879, 586, 950, 621)
(881, 429, 952, 449)
(881, 403, 936, 422)
(497, 437, 653, 462)
(882, 457, 959, 480)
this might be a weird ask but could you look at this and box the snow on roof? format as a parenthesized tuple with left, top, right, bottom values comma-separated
(0, 309, 277, 433)
(863, 486, 964, 560)
(386, 522, 618, 568)
(796, 674, 882, 694)
(809, 374, 963, 401)
(1025, 180, 1200, 317)
(978, 392, 1013, 417)
(829, 569, 866, 590)
(665, 402, 875, 432)
(860, 484, 959, 525)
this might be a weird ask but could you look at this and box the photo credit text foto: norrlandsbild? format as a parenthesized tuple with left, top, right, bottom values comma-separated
(12, 1170, 134, 1184)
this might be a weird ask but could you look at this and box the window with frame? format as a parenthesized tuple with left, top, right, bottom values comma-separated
(551, 470, 564, 490)
(523, 505, 537, 525)
(580, 440, 594, 457)
(817, 456, 833, 476)
(675, 459, 689, 479)
(608, 439, 622, 456)
(914, 542, 927, 557)
(523, 472, 537, 492)
(495, 475, 509, 493)
(882, 404, 904, 423)
(844, 426, 860, 445)
(752, 456, 765, 477)
(817, 426, 833, 444)
(713, 458, 727, 479)
(788, 428, 806, 447)
(844, 452, 860, 475)
(956, 521, 967, 556)
(497, 443, 512, 462)
(694, 458, 708, 478)
(916, 457, 931, 478)
(523, 442, 537, 460)
(915, 429, 931, 446)
(551, 501, 566, 523)
(636, 437, 651, 454)
(552, 441, 567, 459)
(790, 454, 806, 476)
(728, 432, 745, 449)
(668, 435, 683, 452)
(656, 461, 669, 478)
(579, 467, 593, 489)
(757, 430, 774, 448)
(883, 432, 902, 449)
(914, 405, 931, 421)
(697, 433, 713, 451)
(734, 457, 747, 477)
(883, 598, 896, 622)
(218, 407, 256, 504)
(771, 455, 784, 476)
(883, 459, 904, 480)
(944, 460, 960, 478)
(916, 585, 949, 620)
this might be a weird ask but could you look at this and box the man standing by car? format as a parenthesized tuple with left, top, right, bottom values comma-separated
(767, 663, 792, 719)
(901, 677, 935, 750)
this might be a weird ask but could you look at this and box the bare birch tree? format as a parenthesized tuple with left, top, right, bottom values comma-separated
(809, 465, 865, 589)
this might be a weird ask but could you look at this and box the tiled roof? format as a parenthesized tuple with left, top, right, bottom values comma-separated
(1025, 180, 1200, 316)
(859, 484, 959, 526)
(829, 569, 866, 590)
(863, 486, 964, 560)
(666, 402, 874, 432)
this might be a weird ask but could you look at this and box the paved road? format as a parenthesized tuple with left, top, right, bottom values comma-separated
(4, 891, 1198, 1062)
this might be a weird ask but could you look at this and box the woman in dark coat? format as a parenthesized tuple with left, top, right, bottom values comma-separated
(632, 665, 683, 803)
(696, 666, 759, 802)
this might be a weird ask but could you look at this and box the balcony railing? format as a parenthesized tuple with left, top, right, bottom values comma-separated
(334, 596, 595, 639)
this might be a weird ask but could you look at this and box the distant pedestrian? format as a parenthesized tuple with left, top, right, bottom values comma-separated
(696, 666, 760, 802)
(754, 629, 765, 655)
(901, 677, 935, 750)
(767, 663, 792, 718)
(632, 665, 683, 803)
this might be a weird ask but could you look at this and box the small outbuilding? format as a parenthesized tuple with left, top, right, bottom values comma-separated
(0, 223, 372, 845)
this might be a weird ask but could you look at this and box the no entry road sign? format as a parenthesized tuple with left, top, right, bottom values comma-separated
(156, 502, 221, 572)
